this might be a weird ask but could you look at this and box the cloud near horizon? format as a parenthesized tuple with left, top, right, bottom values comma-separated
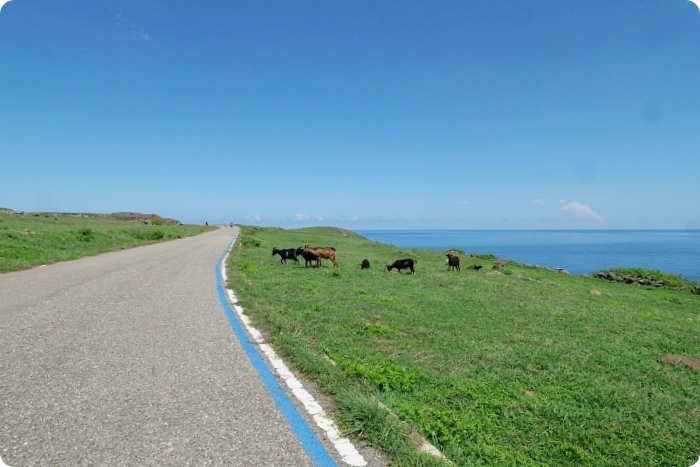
(114, 10, 150, 42)
(561, 200, 604, 223)
(295, 213, 324, 222)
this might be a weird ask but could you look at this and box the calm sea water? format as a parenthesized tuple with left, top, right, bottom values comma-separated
(357, 230, 700, 281)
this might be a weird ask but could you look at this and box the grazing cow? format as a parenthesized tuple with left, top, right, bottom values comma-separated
(446, 253, 460, 271)
(296, 247, 319, 267)
(386, 258, 416, 274)
(473, 264, 483, 272)
(303, 245, 338, 267)
(272, 247, 299, 264)
(361, 259, 370, 269)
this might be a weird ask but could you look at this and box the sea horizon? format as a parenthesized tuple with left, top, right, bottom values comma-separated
(357, 229, 700, 282)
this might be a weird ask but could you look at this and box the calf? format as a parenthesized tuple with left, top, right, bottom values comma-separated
(386, 258, 416, 274)
(361, 259, 370, 269)
(446, 253, 460, 271)
(296, 247, 318, 267)
(272, 247, 299, 264)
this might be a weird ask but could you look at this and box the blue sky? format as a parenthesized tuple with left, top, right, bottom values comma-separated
(1, 1, 699, 229)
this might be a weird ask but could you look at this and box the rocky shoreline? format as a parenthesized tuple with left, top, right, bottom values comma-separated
(594, 270, 700, 294)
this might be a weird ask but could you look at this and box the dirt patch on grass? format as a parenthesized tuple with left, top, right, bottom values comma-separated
(661, 354, 700, 372)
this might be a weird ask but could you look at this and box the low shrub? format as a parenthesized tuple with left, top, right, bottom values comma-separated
(241, 235, 262, 247)
(341, 359, 425, 392)
(129, 228, 165, 241)
(76, 228, 94, 242)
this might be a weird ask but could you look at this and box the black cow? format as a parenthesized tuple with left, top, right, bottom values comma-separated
(295, 247, 318, 267)
(272, 247, 299, 264)
(361, 259, 370, 269)
(386, 258, 416, 274)
(446, 254, 460, 271)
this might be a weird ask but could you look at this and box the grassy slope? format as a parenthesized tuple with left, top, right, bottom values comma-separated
(226, 226, 700, 466)
(0, 211, 215, 273)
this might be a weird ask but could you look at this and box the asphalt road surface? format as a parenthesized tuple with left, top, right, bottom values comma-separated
(0, 226, 373, 466)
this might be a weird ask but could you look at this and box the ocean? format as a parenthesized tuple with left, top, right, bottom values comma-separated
(357, 230, 700, 282)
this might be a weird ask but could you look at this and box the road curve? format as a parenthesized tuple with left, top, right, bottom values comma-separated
(0, 226, 335, 466)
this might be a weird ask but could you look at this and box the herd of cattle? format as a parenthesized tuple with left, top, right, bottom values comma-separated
(272, 246, 482, 275)
(272, 246, 338, 268)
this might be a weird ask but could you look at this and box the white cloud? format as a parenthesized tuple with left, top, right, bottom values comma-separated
(534, 199, 545, 205)
(114, 10, 150, 42)
(295, 213, 310, 221)
(247, 214, 261, 222)
(561, 200, 604, 222)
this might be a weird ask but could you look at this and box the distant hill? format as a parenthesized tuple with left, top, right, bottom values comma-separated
(0, 208, 181, 225)
(110, 212, 181, 225)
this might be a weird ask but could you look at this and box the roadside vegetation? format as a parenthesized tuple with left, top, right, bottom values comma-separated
(0, 210, 215, 273)
(594, 267, 700, 292)
(226, 226, 700, 466)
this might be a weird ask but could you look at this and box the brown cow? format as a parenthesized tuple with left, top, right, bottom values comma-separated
(303, 245, 338, 267)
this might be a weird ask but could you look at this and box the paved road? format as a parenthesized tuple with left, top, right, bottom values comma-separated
(0, 226, 346, 466)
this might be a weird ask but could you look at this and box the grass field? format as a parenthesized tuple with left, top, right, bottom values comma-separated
(0, 210, 215, 273)
(226, 226, 700, 466)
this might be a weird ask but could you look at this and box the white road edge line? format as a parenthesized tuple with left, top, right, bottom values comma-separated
(221, 242, 368, 467)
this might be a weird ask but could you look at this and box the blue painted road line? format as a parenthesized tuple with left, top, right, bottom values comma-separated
(215, 238, 338, 467)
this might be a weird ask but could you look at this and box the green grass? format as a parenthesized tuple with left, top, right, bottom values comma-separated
(226, 226, 700, 466)
(0, 211, 215, 273)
